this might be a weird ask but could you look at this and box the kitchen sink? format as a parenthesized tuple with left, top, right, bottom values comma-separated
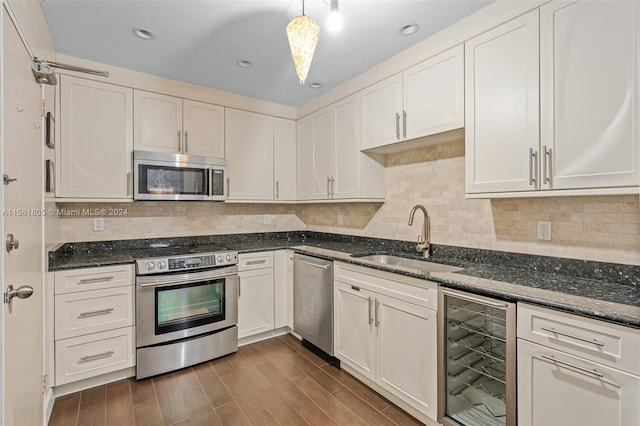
(353, 254, 462, 274)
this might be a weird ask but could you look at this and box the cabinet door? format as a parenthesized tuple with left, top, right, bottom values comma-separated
(311, 107, 335, 199)
(238, 268, 275, 339)
(59, 76, 133, 198)
(361, 73, 403, 149)
(333, 95, 360, 199)
(273, 250, 289, 330)
(133, 90, 183, 153)
(296, 116, 313, 200)
(376, 294, 438, 420)
(274, 118, 297, 201)
(540, 1, 639, 190)
(465, 11, 540, 193)
(182, 99, 224, 158)
(225, 108, 274, 200)
(403, 45, 464, 140)
(518, 339, 640, 426)
(334, 281, 376, 382)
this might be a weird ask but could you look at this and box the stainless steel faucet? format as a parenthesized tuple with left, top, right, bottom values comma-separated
(408, 204, 430, 258)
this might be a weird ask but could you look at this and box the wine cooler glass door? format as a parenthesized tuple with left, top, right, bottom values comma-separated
(439, 289, 516, 426)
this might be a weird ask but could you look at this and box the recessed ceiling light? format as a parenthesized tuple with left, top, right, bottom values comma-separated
(400, 24, 420, 36)
(309, 83, 322, 88)
(132, 28, 155, 40)
(236, 60, 253, 68)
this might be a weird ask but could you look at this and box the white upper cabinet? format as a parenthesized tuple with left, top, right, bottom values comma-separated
(296, 116, 313, 200)
(361, 45, 464, 151)
(273, 118, 297, 201)
(182, 99, 225, 158)
(225, 108, 274, 200)
(540, 0, 639, 190)
(403, 44, 464, 140)
(465, 10, 540, 194)
(466, 1, 639, 197)
(134, 90, 224, 158)
(58, 75, 133, 199)
(297, 94, 385, 201)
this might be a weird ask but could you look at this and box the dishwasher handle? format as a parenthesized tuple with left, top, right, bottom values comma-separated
(293, 255, 331, 270)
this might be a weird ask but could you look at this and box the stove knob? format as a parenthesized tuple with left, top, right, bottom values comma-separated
(145, 262, 155, 271)
(226, 254, 232, 261)
(217, 255, 224, 263)
(157, 260, 167, 270)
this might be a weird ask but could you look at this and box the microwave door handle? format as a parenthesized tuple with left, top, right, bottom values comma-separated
(207, 168, 213, 199)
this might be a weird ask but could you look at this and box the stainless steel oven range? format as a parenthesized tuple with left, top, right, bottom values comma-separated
(133, 245, 238, 379)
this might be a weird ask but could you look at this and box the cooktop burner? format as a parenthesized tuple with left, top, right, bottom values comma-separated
(132, 244, 238, 275)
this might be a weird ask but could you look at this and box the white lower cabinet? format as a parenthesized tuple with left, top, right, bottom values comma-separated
(517, 303, 640, 426)
(238, 252, 275, 339)
(53, 265, 135, 387)
(333, 262, 438, 423)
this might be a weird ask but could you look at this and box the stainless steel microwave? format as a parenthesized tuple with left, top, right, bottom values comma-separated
(133, 150, 226, 201)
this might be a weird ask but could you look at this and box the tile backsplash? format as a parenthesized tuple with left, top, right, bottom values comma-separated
(57, 138, 640, 265)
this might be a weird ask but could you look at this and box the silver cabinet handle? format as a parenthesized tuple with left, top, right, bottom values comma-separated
(375, 300, 380, 327)
(226, 178, 230, 197)
(528, 148, 537, 187)
(403, 110, 407, 138)
(246, 260, 266, 265)
(275, 180, 279, 199)
(543, 146, 552, 185)
(184, 130, 189, 153)
(238, 276, 241, 297)
(3, 174, 17, 185)
(80, 351, 114, 362)
(540, 326, 605, 347)
(78, 308, 114, 318)
(126, 172, 131, 197)
(368, 297, 373, 325)
(395, 112, 400, 140)
(177, 130, 182, 152)
(78, 276, 114, 284)
(539, 354, 605, 379)
(327, 176, 331, 198)
(330, 177, 335, 198)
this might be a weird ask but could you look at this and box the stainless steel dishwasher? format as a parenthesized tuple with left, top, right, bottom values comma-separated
(293, 254, 333, 356)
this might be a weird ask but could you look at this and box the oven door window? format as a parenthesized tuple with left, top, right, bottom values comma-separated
(155, 279, 225, 335)
(138, 164, 208, 196)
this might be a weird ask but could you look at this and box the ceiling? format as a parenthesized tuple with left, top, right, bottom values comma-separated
(40, 0, 493, 107)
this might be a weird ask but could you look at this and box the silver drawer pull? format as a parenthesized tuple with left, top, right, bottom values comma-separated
(79, 350, 114, 362)
(540, 354, 605, 379)
(78, 308, 114, 318)
(540, 326, 605, 347)
(78, 276, 114, 284)
(246, 260, 267, 265)
(368, 297, 373, 325)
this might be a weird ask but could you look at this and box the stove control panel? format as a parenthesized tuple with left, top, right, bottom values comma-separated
(136, 251, 238, 275)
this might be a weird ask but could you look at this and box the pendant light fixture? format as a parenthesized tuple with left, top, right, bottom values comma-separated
(286, 0, 319, 85)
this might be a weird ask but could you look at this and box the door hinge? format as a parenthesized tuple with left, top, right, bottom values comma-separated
(41, 100, 47, 117)
(42, 374, 48, 393)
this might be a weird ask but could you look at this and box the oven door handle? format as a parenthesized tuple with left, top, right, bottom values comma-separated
(137, 270, 238, 288)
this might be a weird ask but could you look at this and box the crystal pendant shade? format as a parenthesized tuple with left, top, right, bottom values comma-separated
(286, 14, 319, 85)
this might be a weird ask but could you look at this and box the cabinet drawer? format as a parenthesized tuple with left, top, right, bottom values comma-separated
(334, 262, 437, 310)
(238, 252, 274, 271)
(55, 286, 134, 340)
(518, 303, 640, 375)
(55, 264, 134, 294)
(55, 326, 135, 386)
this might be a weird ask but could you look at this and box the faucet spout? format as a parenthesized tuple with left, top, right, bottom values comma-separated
(408, 204, 430, 258)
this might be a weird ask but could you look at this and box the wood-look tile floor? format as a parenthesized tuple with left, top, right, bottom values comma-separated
(49, 335, 424, 426)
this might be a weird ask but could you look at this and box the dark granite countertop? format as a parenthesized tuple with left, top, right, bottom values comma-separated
(48, 231, 640, 328)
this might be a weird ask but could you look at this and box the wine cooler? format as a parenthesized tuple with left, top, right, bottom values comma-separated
(438, 288, 516, 426)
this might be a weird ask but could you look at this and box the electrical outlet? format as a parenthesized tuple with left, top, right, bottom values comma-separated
(537, 221, 552, 241)
(263, 215, 270, 225)
(338, 214, 343, 225)
(93, 218, 104, 232)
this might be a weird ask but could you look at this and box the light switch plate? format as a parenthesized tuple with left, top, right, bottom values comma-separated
(93, 218, 104, 232)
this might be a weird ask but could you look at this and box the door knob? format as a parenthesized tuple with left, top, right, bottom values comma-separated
(4, 285, 34, 304)
(6, 234, 19, 252)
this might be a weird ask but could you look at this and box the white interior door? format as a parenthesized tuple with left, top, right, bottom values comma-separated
(2, 11, 45, 426)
